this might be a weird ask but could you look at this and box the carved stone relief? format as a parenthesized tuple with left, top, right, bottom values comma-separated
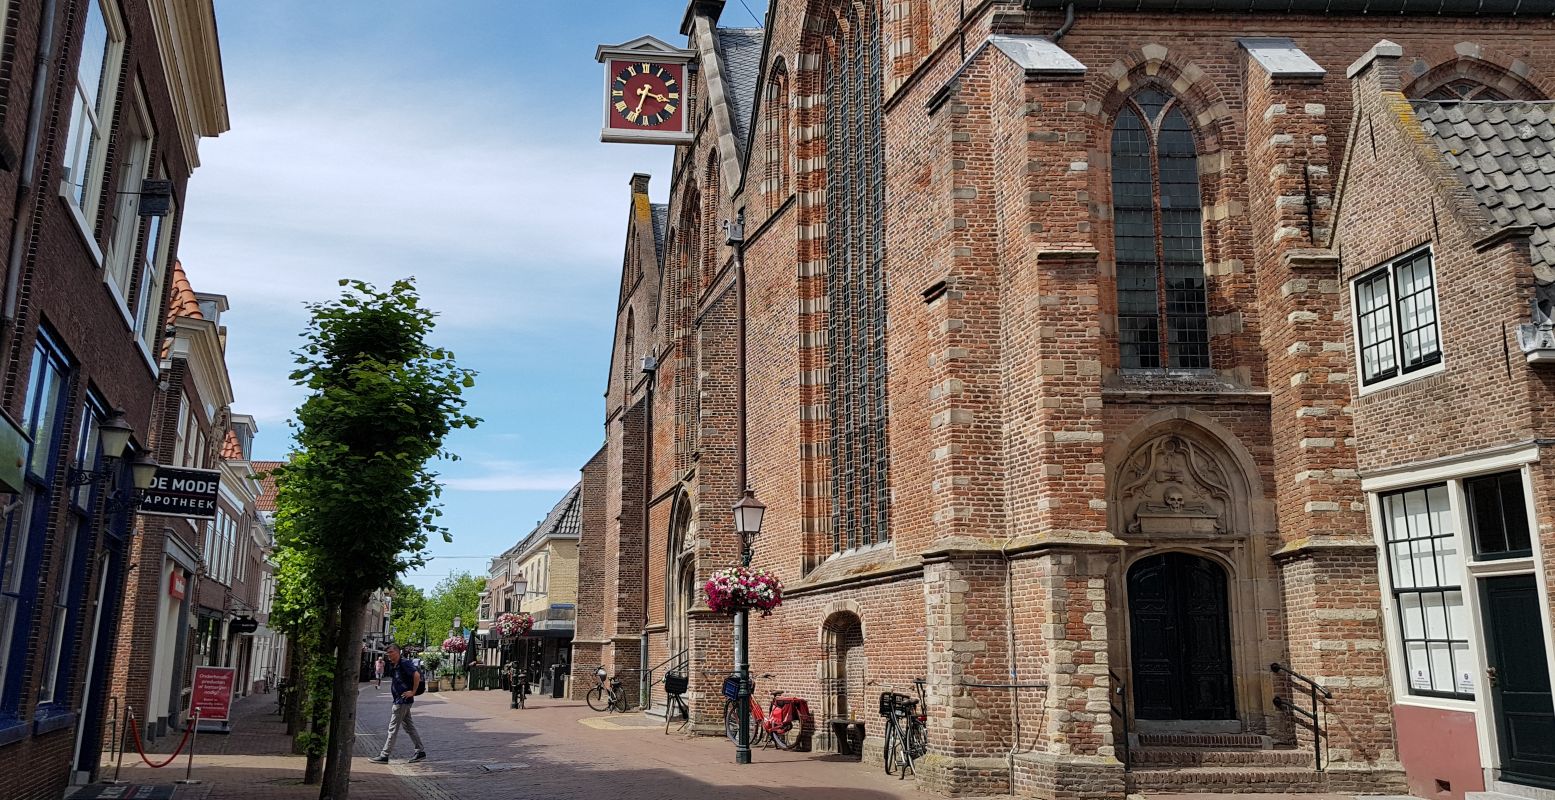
(1117, 435, 1235, 537)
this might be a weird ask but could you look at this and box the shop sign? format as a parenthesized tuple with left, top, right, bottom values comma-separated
(230, 616, 259, 636)
(190, 665, 235, 723)
(168, 571, 186, 600)
(140, 466, 221, 520)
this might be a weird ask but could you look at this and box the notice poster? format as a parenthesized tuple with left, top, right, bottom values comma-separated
(190, 665, 235, 723)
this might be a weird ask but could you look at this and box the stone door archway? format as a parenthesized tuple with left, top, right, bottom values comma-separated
(1107, 416, 1283, 738)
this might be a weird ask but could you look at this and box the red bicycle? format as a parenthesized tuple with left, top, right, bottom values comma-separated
(722, 673, 810, 750)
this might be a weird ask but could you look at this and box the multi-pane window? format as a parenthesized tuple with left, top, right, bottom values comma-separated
(1112, 89, 1210, 370)
(0, 336, 74, 707)
(824, 1, 891, 552)
(763, 60, 791, 213)
(61, 0, 124, 221)
(104, 88, 153, 298)
(43, 402, 105, 705)
(1380, 484, 1471, 699)
(1465, 470, 1532, 560)
(1354, 248, 1441, 386)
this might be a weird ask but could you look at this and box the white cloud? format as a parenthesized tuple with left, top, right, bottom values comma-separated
(443, 460, 579, 493)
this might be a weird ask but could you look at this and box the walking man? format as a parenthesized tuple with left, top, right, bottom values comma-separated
(374, 655, 385, 688)
(369, 644, 427, 764)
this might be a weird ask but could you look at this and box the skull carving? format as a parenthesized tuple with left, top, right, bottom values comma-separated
(1163, 485, 1187, 510)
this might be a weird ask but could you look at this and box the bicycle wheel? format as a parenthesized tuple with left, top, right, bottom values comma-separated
(724, 699, 739, 743)
(586, 686, 608, 712)
(907, 717, 927, 760)
(768, 716, 795, 750)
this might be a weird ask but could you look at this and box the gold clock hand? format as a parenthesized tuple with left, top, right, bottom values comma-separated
(633, 84, 652, 116)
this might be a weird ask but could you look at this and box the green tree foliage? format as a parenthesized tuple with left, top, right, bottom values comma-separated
(271, 279, 477, 800)
(427, 571, 484, 640)
(389, 579, 429, 646)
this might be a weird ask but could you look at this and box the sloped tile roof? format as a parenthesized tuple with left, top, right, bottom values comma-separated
(221, 429, 243, 461)
(502, 482, 581, 561)
(651, 203, 669, 267)
(714, 27, 763, 158)
(1415, 100, 1555, 281)
(166, 261, 203, 324)
(252, 460, 285, 511)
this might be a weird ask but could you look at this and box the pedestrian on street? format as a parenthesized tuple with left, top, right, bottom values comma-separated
(374, 656, 385, 688)
(369, 644, 427, 764)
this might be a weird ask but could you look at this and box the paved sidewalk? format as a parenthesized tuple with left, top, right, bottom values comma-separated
(90, 682, 951, 799)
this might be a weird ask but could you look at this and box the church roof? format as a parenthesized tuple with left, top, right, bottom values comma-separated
(1414, 100, 1555, 280)
(1025, 0, 1548, 13)
(651, 203, 669, 266)
(714, 27, 764, 157)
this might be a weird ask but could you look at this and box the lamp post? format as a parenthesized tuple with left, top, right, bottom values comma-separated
(452, 615, 463, 689)
(731, 488, 766, 765)
(511, 576, 529, 708)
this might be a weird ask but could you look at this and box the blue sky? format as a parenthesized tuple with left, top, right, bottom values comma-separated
(178, 1, 761, 589)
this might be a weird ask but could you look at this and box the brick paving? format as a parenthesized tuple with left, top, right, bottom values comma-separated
(82, 684, 1398, 800)
(85, 682, 952, 799)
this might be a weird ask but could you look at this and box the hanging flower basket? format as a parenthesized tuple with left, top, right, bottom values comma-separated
(441, 635, 467, 654)
(493, 612, 533, 639)
(704, 566, 784, 616)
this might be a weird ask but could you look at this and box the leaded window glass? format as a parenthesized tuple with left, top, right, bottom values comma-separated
(1353, 248, 1441, 386)
(1424, 79, 1509, 103)
(824, 2, 890, 551)
(1111, 89, 1210, 370)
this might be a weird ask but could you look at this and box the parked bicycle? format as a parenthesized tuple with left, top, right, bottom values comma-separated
(663, 671, 690, 735)
(880, 678, 928, 778)
(721, 673, 810, 750)
(586, 666, 631, 713)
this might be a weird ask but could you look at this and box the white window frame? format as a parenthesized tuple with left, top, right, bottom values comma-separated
(58, 0, 127, 235)
(1364, 445, 1555, 773)
(1353, 245, 1446, 395)
(103, 83, 153, 314)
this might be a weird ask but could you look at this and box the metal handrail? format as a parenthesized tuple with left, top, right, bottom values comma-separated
(1108, 669, 1131, 771)
(1271, 662, 1329, 772)
(642, 650, 688, 712)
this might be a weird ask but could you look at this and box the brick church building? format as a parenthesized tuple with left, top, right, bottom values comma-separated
(574, 2, 1555, 798)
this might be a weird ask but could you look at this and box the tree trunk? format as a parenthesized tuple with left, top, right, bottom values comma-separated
(303, 606, 338, 785)
(285, 644, 304, 739)
(320, 594, 368, 800)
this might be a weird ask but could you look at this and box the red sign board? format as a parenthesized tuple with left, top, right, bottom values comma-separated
(190, 666, 235, 723)
(168, 570, 186, 600)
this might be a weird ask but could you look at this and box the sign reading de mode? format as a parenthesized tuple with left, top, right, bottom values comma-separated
(140, 466, 221, 520)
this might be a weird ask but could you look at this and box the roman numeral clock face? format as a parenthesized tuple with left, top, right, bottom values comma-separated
(610, 62, 682, 129)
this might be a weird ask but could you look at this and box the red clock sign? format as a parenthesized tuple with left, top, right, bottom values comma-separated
(596, 36, 696, 145)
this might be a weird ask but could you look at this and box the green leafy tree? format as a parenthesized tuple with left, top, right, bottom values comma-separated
(427, 571, 484, 641)
(389, 579, 429, 647)
(272, 279, 477, 800)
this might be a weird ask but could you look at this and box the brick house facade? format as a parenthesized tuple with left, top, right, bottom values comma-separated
(574, 2, 1555, 798)
(0, 1, 227, 796)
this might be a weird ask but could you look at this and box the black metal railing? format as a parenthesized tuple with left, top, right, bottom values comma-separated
(1271, 662, 1332, 772)
(643, 649, 689, 712)
(1108, 669, 1131, 770)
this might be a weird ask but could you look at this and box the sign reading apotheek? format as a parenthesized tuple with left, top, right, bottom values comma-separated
(139, 466, 221, 520)
(190, 665, 235, 723)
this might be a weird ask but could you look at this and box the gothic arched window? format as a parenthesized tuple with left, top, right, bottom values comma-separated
(763, 59, 792, 213)
(1112, 89, 1210, 370)
(824, 1, 889, 551)
(1424, 79, 1509, 103)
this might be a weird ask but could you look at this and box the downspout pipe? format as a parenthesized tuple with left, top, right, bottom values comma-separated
(4, 0, 60, 334)
(640, 353, 656, 709)
(1050, 2, 1077, 42)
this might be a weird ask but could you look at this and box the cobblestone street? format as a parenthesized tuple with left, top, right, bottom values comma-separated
(97, 683, 953, 800)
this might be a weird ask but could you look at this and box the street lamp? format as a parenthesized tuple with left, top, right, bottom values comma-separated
(452, 615, 463, 688)
(510, 576, 530, 709)
(731, 487, 765, 765)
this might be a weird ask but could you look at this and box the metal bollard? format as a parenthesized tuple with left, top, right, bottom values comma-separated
(107, 705, 133, 784)
(175, 707, 203, 785)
